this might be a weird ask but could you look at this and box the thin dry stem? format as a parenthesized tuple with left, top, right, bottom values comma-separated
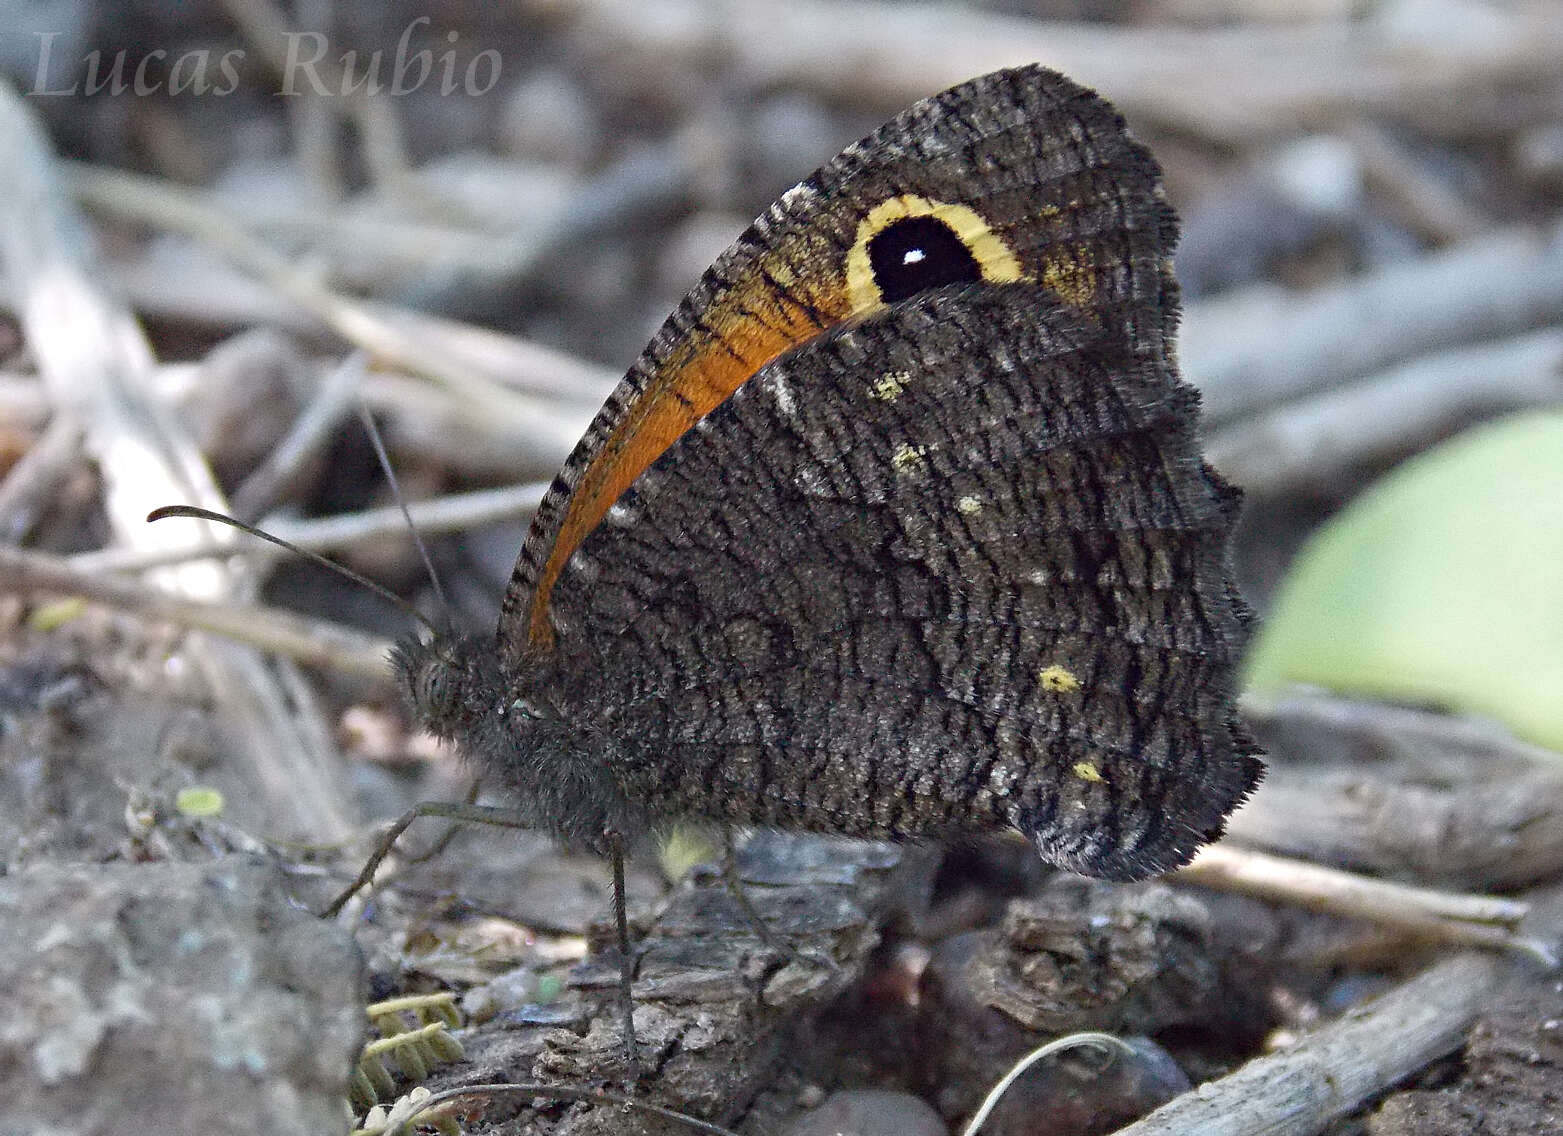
(0, 543, 391, 681)
(69, 481, 548, 576)
(0, 412, 83, 542)
(1206, 328, 1563, 496)
(230, 351, 365, 522)
(65, 162, 588, 458)
(214, 0, 414, 196)
(1183, 221, 1563, 425)
(533, 0, 1563, 142)
(1178, 844, 1540, 958)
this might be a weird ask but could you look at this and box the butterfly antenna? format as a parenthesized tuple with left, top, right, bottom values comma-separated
(146, 504, 438, 636)
(357, 405, 454, 631)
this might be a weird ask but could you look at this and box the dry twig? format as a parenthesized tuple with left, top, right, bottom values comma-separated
(0, 412, 83, 542)
(64, 162, 591, 458)
(213, 0, 414, 197)
(1232, 693, 1563, 889)
(1177, 845, 1540, 959)
(68, 481, 549, 576)
(230, 351, 365, 522)
(1113, 952, 1506, 1136)
(1183, 221, 1563, 425)
(535, 0, 1563, 142)
(0, 543, 390, 681)
(1205, 328, 1563, 496)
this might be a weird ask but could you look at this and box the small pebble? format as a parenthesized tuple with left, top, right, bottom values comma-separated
(785, 1089, 947, 1136)
(969, 1036, 1191, 1136)
(462, 967, 543, 1024)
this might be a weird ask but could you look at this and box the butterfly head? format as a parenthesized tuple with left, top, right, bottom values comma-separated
(390, 631, 652, 851)
(391, 630, 520, 743)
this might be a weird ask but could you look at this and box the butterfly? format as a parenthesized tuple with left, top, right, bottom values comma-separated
(395, 64, 1261, 894)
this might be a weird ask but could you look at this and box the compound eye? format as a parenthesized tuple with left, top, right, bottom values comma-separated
(413, 660, 453, 715)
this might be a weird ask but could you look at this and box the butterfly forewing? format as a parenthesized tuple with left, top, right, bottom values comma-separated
(499, 65, 1179, 666)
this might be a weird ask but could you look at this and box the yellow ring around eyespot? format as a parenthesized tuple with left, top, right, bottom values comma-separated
(845, 194, 1027, 313)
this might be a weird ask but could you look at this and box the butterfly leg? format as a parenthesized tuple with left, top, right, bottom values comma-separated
(397, 778, 482, 868)
(319, 797, 540, 918)
(721, 828, 838, 973)
(605, 828, 643, 1079)
(323, 800, 648, 1079)
(720, 827, 784, 950)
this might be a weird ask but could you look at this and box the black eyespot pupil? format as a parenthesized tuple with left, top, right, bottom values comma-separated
(867, 215, 981, 303)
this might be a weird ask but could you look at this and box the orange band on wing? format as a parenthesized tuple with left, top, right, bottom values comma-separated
(526, 280, 845, 647)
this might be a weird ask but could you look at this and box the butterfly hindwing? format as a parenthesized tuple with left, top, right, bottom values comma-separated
(542, 283, 1258, 879)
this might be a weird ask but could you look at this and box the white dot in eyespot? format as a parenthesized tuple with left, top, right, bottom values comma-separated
(903, 248, 926, 265)
(607, 499, 639, 526)
(567, 550, 599, 583)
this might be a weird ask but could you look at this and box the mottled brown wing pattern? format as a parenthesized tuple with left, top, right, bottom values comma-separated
(498, 65, 1178, 665)
(540, 284, 1259, 880)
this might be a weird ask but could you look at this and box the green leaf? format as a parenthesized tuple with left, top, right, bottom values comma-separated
(174, 786, 225, 818)
(1242, 410, 1563, 753)
(29, 596, 87, 631)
